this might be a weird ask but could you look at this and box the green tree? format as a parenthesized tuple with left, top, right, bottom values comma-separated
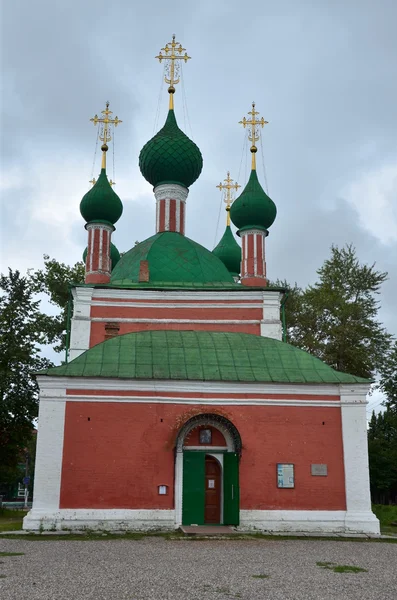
(378, 341, 397, 410)
(368, 407, 397, 503)
(283, 245, 391, 379)
(30, 255, 85, 353)
(0, 270, 52, 489)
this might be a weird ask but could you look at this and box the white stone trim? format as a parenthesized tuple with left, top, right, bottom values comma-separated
(154, 183, 189, 203)
(90, 317, 261, 324)
(165, 198, 170, 230)
(46, 395, 343, 408)
(90, 289, 280, 301)
(23, 509, 176, 531)
(341, 386, 374, 516)
(239, 510, 380, 535)
(91, 301, 264, 308)
(38, 377, 357, 396)
(28, 395, 66, 513)
(69, 287, 93, 360)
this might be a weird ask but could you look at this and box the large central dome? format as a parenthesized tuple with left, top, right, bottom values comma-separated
(110, 232, 236, 287)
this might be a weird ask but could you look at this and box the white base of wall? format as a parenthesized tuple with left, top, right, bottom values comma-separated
(23, 508, 380, 535)
(23, 509, 176, 532)
(239, 510, 380, 535)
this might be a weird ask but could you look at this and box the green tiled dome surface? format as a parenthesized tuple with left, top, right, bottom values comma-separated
(139, 109, 203, 188)
(212, 225, 241, 277)
(80, 169, 123, 225)
(42, 331, 370, 383)
(110, 232, 235, 286)
(230, 169, 277, 231)
(83, 242, 120, 270)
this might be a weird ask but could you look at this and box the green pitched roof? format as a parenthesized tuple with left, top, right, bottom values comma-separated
(41, 331, 370, 384)
(212, 225, 241, 277)
(139, 109, 203, 188)
(110, 232, 236, 287)
(230, 169, 277, 232)
(80, 169, 123, 225)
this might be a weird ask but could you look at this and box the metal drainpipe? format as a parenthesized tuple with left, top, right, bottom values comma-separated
(64, 285, 73, 364)
(280, 291, 289, 342)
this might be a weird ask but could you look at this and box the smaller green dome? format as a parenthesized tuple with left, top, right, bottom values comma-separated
(212, 225, 241, 277)
(230, 169, 277, 233)
(80, 169, 123, 225)
(83, 242, 121, 270)
(139, 109, 203, 188)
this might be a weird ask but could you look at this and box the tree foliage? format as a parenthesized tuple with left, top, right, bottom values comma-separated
(0, 270, 52, 486)
(368, 407, 397, 503)
(30, 255, 85, 353)
(276, 245, 392, 379)
(378, 341, 397, 410)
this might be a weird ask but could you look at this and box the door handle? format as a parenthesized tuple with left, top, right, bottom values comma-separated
(232, 484, 234, 500)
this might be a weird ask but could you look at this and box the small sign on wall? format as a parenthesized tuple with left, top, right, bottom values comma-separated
(277, 463, 295, 488)
(311, 464, 328, 476)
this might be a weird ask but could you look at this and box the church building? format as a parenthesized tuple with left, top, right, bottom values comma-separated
(24, 36, 379, 535)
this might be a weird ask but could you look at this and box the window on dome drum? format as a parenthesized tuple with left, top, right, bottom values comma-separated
(199, 429, 212, 444)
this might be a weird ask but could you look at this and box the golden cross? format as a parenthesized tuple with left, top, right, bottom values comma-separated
(90, 102, 122, 169)
(216, 171, 241, 226)
(239, 102, 268, 169)
(156, 34, 191, 109)
(89, 177, 115, 187)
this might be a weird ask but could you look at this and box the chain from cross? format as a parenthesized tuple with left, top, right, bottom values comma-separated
(239, 102, 268, 149)
(155, 34, 191, 91)
(90, 101, 122, 146)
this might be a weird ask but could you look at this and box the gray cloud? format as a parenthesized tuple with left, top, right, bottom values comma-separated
(1, 0, 396, 344)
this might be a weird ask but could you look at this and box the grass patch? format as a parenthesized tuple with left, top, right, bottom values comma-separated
(0, 552, 25, 556)
(0, 509, 25, 533)
(0, 575, 6, 579)
(252, 574, 269, 579)
(372, 504, 397, 530)
(317, 561, 367, 573)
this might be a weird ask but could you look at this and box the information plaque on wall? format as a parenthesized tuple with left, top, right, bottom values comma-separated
(277, 463, 295, 488)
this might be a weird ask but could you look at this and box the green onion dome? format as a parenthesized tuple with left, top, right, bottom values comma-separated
(139, 109, 203, 188)
(230, 169, 277, 233)
(212, 225, 241, 278)
(83, 242, 120, 270)
(80, 169, 123, 225)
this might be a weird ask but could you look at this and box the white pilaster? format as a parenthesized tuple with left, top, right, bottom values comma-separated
(23, 387, 66, 530)
(69, 287, 94, 360)
(340, 384, 380, 534)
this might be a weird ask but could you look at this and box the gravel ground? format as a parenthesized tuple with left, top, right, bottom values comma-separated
(0, 537, 396, 600)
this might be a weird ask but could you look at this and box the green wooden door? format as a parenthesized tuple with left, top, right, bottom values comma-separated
(182, 452, 205, 525)
(223, 452, 240, 525)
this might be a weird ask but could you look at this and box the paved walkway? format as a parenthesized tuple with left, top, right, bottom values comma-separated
(0, 536, 396, 599)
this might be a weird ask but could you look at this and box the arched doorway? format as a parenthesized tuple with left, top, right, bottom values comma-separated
(174, 414, 241, 527)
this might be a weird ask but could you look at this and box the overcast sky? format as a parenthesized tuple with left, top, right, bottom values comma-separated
(1, 0, 396, 411)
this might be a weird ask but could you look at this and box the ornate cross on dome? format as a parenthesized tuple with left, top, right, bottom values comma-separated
(90, 102, 122, 169)
(156, 34, 191, 109)
(216, 172, 241, 226)
(239, 102, 268, 169)
(89, 177, 116, 187)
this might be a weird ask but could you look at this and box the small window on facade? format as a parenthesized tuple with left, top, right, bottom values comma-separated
(199, 428, 212, 444)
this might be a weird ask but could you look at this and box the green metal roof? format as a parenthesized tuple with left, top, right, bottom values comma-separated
(230, 168, 277, 232)
(80, 169, 123, 225)
(139, 109, 203, 188)
(41, 331, 370, 384)
(212, 225, 242, 277)
(110, 232, 236, 287)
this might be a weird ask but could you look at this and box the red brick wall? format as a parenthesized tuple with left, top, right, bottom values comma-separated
(60, 402, 345, 511)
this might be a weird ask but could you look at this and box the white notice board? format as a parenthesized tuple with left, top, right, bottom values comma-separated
(277, 463, 295, 488)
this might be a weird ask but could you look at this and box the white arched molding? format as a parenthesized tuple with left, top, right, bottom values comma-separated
(174, 414, 241, 526)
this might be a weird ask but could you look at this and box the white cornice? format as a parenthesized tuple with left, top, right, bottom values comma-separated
(90, 289, 282, 301)
(37, 377, 341, 396)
